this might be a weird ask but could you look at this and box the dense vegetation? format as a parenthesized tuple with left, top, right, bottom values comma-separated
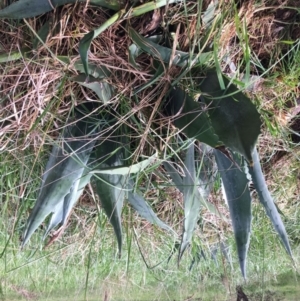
(0, 0, 299, 300)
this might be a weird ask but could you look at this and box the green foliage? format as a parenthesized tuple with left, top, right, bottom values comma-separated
(249, 148, 292, 258)
(199, 70, 262, 163)
(22, 108, 98, 247)
(214, 149, 251, 278)
(0, 0, 293, 281)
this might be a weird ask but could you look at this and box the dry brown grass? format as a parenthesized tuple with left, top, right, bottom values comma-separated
(0, 2, 207, 155)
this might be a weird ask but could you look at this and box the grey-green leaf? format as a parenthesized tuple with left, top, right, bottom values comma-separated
(199, 70, 262, 163)
(95, 169, 125, 258)
(129, 28, 211, 68)
(127, 186, 175, 234)
(165, 87, 220, 147)
(214, 149, 252, 278)
(74, 62, 110, 79)
(248, 148, 292, 258)
(72, 74, 114, 103)
(43, 169, 92, 238)
(179, 142, 201, 260)
(0, 0, 121, 19)
(22, 118, 97, 247)
(163, 161, 184, 193)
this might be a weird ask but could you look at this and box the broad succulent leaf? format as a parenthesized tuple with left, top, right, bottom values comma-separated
(94, 159, 126, 258)
(214, 149, 252, 278)
(164, 87, 220, 147)
(22, 115, 97, 247)
(72, 74, 114, 104)
(127, 182, 175, 234)
(249, 148, 292, 257)
(179, 142, 201, 259)
(128, 28, 211, 68)
(43, 168, 92, 238)
(199, 70, 262, 163)
(93, 123, 127, 257)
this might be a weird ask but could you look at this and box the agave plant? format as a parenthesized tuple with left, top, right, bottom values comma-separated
(0, 0, 293, 278)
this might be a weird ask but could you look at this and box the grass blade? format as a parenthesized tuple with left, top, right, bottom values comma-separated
(249, 148, 293, 258)
(214, 149, 252, 278)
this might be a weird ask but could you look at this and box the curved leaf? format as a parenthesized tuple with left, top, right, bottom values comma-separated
(249, 148, 292, 258)
(0, 0, 121, 19)
(93, 122, 127, 257)
(214, 149, 252, 279)
(72, 74, 114, 103)
(163, 161, 184, 193)
(92, 152, 158, 175)
(199, 70, 262, 162)
(164, 87, 220, 147)
(127, 187, 175, 234)
(43, 169, 92, 238)
(128, 28, 212, 68)
(74, 62, 110, 79)
(22, 117, 97, 247)
(94, 165, 126, 258)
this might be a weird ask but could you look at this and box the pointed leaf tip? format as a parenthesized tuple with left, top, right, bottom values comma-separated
(214, 149, 252, 278)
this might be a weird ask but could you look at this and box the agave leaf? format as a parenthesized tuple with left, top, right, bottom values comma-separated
(93, 121, 128, 257)
(127, 183, 175, 234)
(43, 168, 92, 238)
(32, 20, 50, 49)
(210, 244, 219, 267)
(248, 148, 292, 257)
(220, 241, 233, 268)
(92, 152, 158, 175)
(0, 0, 121, 19)
(165, 87, 220, 147)
(164, 145, 226, 220)
(202, 0, 218, 28)
(163, 161, 184, 193)
(128, 35, 162, 69)
(214, 149, 252, 278)
(199, 70, 262, 163)
(189, 245, 206, 271)
(128, 43, 141, 69)
(71, 74, 114, 103)
(94, 164, 126, 258)
(197, 144, 217, 200)
(22, 117, 97, 247)
(74, 62, 110, 79)
(128, 28, 211, 68)
(179, 142, 202, 260)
